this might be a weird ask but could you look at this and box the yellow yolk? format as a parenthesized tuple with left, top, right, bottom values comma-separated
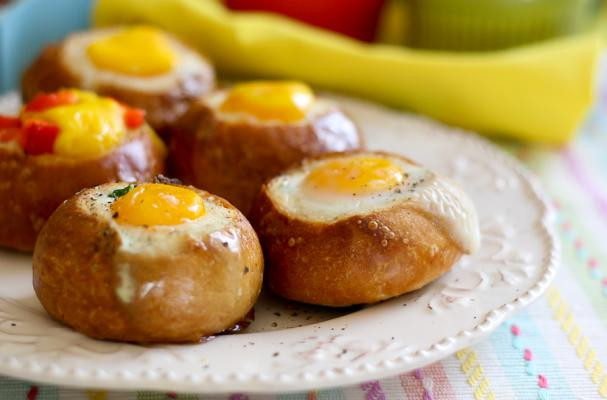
(303, 156, 405, 196)
(24, 90, 126, 158)
(111, 184, 205, 226)
(87, 26, 176, 76)
(219, 81, 315, 122)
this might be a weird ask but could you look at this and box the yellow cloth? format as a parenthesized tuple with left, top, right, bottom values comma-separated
(94, 0, 602, 144)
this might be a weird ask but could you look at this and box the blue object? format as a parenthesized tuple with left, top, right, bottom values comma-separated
(0, 0, 93, 92)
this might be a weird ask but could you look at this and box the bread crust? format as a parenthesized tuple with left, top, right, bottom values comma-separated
(0, 129, 165, 251)
(249, 154, 464, 307)
(32, 185, 263, 343)
(21, 43, 215, 136)
(169, 100, 364, 215)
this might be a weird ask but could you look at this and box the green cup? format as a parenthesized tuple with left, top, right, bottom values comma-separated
(405, 0, 602, 51)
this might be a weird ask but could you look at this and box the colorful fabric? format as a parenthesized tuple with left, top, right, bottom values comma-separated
(3, 56, 607, 400)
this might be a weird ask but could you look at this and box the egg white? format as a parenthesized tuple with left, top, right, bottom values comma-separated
(203, 89, 341, 126)
(79, 182, 240, 256)
(61, 28, 213, 94)
(266, 153, 481, 253)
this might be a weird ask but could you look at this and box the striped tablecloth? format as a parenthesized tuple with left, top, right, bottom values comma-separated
(3, 84, 607, 400)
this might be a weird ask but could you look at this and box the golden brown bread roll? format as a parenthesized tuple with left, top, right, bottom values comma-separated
(22, 26, 215, 137)
(169, 81, 364, 215)
(33, 181, 263, 343)
(0, 89, 165, 251)
(250, 151, 480, 306)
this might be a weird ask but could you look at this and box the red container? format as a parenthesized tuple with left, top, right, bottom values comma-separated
(225, 0, 386, 42)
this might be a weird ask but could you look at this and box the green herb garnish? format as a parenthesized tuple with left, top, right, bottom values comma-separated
(109, 184, 134, 199)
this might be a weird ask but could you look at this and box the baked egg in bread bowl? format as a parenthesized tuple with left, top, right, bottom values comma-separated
(22, 25, 215, 136)
(250, 151, 481, 307)
(33, 179, 263, 343)
(170, 80, 363, 215)
(0, 89, 165, 252)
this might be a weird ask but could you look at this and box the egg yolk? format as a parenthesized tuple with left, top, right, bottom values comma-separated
(87, 26, 176, 76)
(219, 81, 315, 122)
(111, 184, 205, 226)
(22, 90, 128, 158)
(303, 156, 405, 196)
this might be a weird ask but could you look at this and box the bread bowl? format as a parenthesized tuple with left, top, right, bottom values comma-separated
(33, 179, 263, 343)
(22, 25, 215, 136)
(170, 80, 363, 215)
(250, 151, 481, 306)
(0, 89, 165, 251)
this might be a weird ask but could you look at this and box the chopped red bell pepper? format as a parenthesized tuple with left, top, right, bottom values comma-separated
(0, 115, 21, 129)
(0, 116, 26, 147)
(22, 120, 60, 155)
(25, 91, 78, 113)
(0, 127, 27, 148)
(124, 107, 145, 129)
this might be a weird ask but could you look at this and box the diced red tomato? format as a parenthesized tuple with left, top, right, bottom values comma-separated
(0, 128, 27, 148)
(22, 120, 60, 155)
(0, 116, 26, 147)
(24, 90, 78, 113)
(0, 115, 21, 129)
(124, 107, 145, 129)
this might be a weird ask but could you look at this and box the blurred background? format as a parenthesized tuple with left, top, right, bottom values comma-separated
(0, 0, 606, 143)
(226, 0, 603, 49)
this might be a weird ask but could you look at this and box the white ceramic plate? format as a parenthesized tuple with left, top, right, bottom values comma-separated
(0, 93, 557, 394)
